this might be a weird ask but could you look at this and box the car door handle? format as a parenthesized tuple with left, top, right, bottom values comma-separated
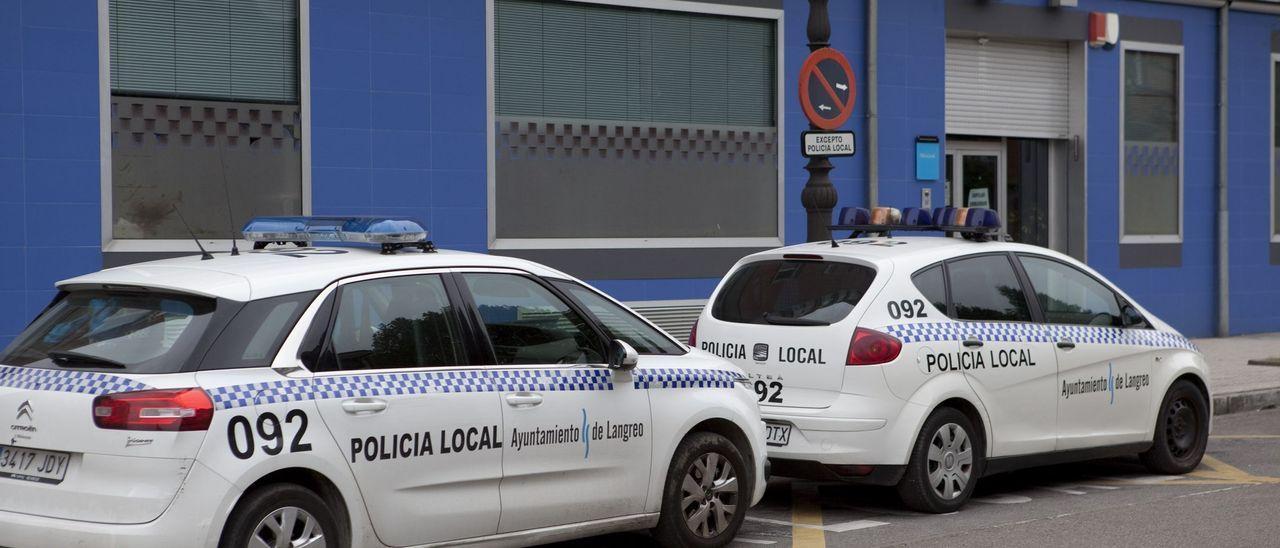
(505, 392, 543, 408)
(341, 398, 388, 415)
(962, 337, 984, 349)
(1056, 339, 1076, 350)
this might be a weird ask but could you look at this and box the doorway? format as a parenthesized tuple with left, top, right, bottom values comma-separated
(945, 138, 1053, 248)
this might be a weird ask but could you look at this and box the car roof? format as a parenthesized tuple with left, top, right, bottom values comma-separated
(741, 236, 1075, 271)
(56, 247, 575, 301)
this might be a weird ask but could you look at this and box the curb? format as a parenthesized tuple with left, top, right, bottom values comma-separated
(1214, 387, 1280, 416)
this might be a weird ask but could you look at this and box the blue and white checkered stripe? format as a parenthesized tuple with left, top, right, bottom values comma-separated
(208, 368, 616, 410)
(0, 365, 150, 395)
(634, 368, 739, 390)
(882, 322, 1197, 351)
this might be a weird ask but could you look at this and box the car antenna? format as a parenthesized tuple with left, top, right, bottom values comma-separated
(172, 205, 214, 260)
(217, 138, 240, 256)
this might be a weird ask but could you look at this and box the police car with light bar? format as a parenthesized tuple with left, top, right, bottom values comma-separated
(0, 217, 767, 548)
(692, 206, 1210, 513)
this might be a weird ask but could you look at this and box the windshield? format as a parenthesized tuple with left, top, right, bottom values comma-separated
(0, 290, 217, 373)
(711, 259, 877, 326)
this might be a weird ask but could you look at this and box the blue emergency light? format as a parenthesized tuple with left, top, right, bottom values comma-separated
(829, 206, 1004, 246)
(242, 216, 434, 254)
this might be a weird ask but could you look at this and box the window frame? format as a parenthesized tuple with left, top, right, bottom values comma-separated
(1118, 40, 1185, 245)
(97, 0, 312, 253)
(1014, 253, 1126, 328)
(484, 0, 786, 251)
(549, 278, 687, 356)
(303, 269, 483, 374)
(1272, 53, 1280, 243)
(922, 252, 1043, 325)
(451, 267, 613, 368)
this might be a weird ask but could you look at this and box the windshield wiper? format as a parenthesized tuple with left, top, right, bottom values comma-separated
(47, 351, 128, 369)
(761, 313, 830, 326)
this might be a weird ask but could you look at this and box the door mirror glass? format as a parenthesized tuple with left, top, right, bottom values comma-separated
(1122, 305, 1148, 328)
(608, 339, 639, 370)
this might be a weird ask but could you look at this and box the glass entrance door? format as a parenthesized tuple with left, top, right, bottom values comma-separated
(946, 141, 1004, 217)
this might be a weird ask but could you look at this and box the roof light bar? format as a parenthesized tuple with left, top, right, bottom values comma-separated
(242, 216, 435, 254)
(828, 206, 1005, 245)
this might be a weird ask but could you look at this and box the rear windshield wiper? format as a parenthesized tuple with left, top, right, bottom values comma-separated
(761, 313, 830, 326)
(47, 351, 128, 369)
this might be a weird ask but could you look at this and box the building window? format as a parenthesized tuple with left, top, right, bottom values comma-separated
(491, 0, 781, 248)
(1121, 42, 1182, 243)
(108, 0, 303, 243)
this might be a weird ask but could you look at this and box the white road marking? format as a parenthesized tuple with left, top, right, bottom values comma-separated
(972, 494, 1032, 504)
(1073, 484, 1119, 490)
(745, 516, 890, 533)
(1182, 486, 1241, 498)
(732, 538, 778, 545)
(1040, 486, 1087, 496)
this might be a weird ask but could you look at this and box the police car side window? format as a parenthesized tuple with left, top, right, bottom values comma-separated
(329, 275, 467, 370)
(1018, 255, 1123, 327)
(945, 255, 1033, 322)
(460, 273, 606, 365)
(552, 280, 684, 356)
(911, 265, 948, 315)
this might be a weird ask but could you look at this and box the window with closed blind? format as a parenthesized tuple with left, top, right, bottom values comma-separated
(492, 0, 781, 246)
(110, 0, 298, 103)
(107, 0, 303, 245)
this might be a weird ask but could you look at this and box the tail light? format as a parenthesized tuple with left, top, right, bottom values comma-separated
(93, 388, 215, 431)
(688, 318, 699, 347)
(846, 327, 902, 366)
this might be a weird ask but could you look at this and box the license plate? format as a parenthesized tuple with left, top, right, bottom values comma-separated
(0, 445, 70, 485)
(764, 422, 792, 447)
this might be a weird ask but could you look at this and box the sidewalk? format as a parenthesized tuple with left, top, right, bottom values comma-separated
(1190, 332, 1280, 415)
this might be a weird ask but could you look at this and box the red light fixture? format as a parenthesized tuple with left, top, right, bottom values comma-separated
(93, 388, 215, 431)
(688, 318, 699, 347)
(846, 327, 902, 366)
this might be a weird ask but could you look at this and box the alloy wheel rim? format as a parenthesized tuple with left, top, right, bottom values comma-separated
(250, 506, 326, 548)
(927, 422, 973, 501)
(1166, 398, 1198, 458)
(681, 452, 739, 538)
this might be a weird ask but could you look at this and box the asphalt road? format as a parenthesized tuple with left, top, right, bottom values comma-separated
(556, 407, 1280, 547)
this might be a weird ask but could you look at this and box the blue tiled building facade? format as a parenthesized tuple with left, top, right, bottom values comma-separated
(1, 0, 1279, 349)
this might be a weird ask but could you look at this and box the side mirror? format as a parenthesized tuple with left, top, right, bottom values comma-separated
(607, 339, 639, 370)
(1121, 305, 1146, 328)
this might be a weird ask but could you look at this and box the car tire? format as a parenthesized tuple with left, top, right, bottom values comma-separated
(652, 432, 750, 548)
(1140, 380, 1209, 475)
(896, 407, 983, 513)
(219, 483, 341, 548)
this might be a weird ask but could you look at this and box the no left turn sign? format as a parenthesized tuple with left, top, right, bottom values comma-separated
(799, 47, 856, 130)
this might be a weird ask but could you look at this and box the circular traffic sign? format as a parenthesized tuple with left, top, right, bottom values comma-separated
(798, 47, 857, 130)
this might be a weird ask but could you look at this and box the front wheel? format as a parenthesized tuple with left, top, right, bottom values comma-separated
(652, 432, 749, 548)
(1140, 380, 1209, 474)
(218, 483, 338, 548)
(896, 407, 983, 513)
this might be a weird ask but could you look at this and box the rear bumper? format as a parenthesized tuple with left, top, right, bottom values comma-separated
(761, 398, 928, 467)
(0, 460, 237, 548)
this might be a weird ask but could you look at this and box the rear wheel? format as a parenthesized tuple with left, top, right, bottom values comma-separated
(896, 407, 982, 513)
(219, 483, 338, 548)
(1140, 380, 1209, 474)
(653, 432, 749, 548)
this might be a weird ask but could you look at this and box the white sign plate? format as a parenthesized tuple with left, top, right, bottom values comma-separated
(802, 131, 856, 157)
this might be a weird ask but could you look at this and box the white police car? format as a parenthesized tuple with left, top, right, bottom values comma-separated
(0, 217, 766, 548)
(692, 206, 1210, 513)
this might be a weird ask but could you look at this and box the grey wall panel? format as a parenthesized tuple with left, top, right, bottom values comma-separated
(495, 117, 778, 239)
(1119, 243, 1182, 268)
(1119, 15, 1183, 46)
(495, 247, 765, 279)
(110, 95, 303, 240)
(946, 0, 1087, 41)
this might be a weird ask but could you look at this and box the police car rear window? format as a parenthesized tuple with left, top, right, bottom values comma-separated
(712, 260, 876, 326)
(0, 290, 217, 374)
